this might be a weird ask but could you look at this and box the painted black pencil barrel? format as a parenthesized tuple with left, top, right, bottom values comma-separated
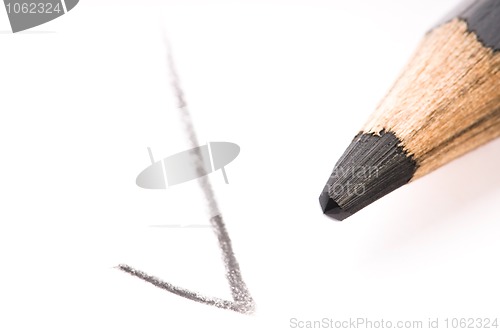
(437, 0, 500, 51)
(320, 0, 500, 220)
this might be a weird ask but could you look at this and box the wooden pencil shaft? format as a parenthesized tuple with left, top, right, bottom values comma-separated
(362, 18, 500, 179)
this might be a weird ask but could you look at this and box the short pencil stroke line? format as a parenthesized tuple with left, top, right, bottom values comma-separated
(116, 263, 249, 313)
(118, 34, 255, 314)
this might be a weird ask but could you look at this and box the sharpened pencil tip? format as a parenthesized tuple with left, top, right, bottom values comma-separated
(319, 131, 417, 220)
(319, 188, 352, 221)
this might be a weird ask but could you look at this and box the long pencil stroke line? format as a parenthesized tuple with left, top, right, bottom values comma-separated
(118, 33, 255, 315)
(164, 34, 254, 309)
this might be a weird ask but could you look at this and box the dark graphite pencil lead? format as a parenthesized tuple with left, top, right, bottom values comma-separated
(320, 131, 416, 221)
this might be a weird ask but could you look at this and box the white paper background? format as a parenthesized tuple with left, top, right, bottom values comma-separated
(1, 1, 499, 331)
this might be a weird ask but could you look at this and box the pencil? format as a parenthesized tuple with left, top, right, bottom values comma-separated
(319, 0, 500, 221)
